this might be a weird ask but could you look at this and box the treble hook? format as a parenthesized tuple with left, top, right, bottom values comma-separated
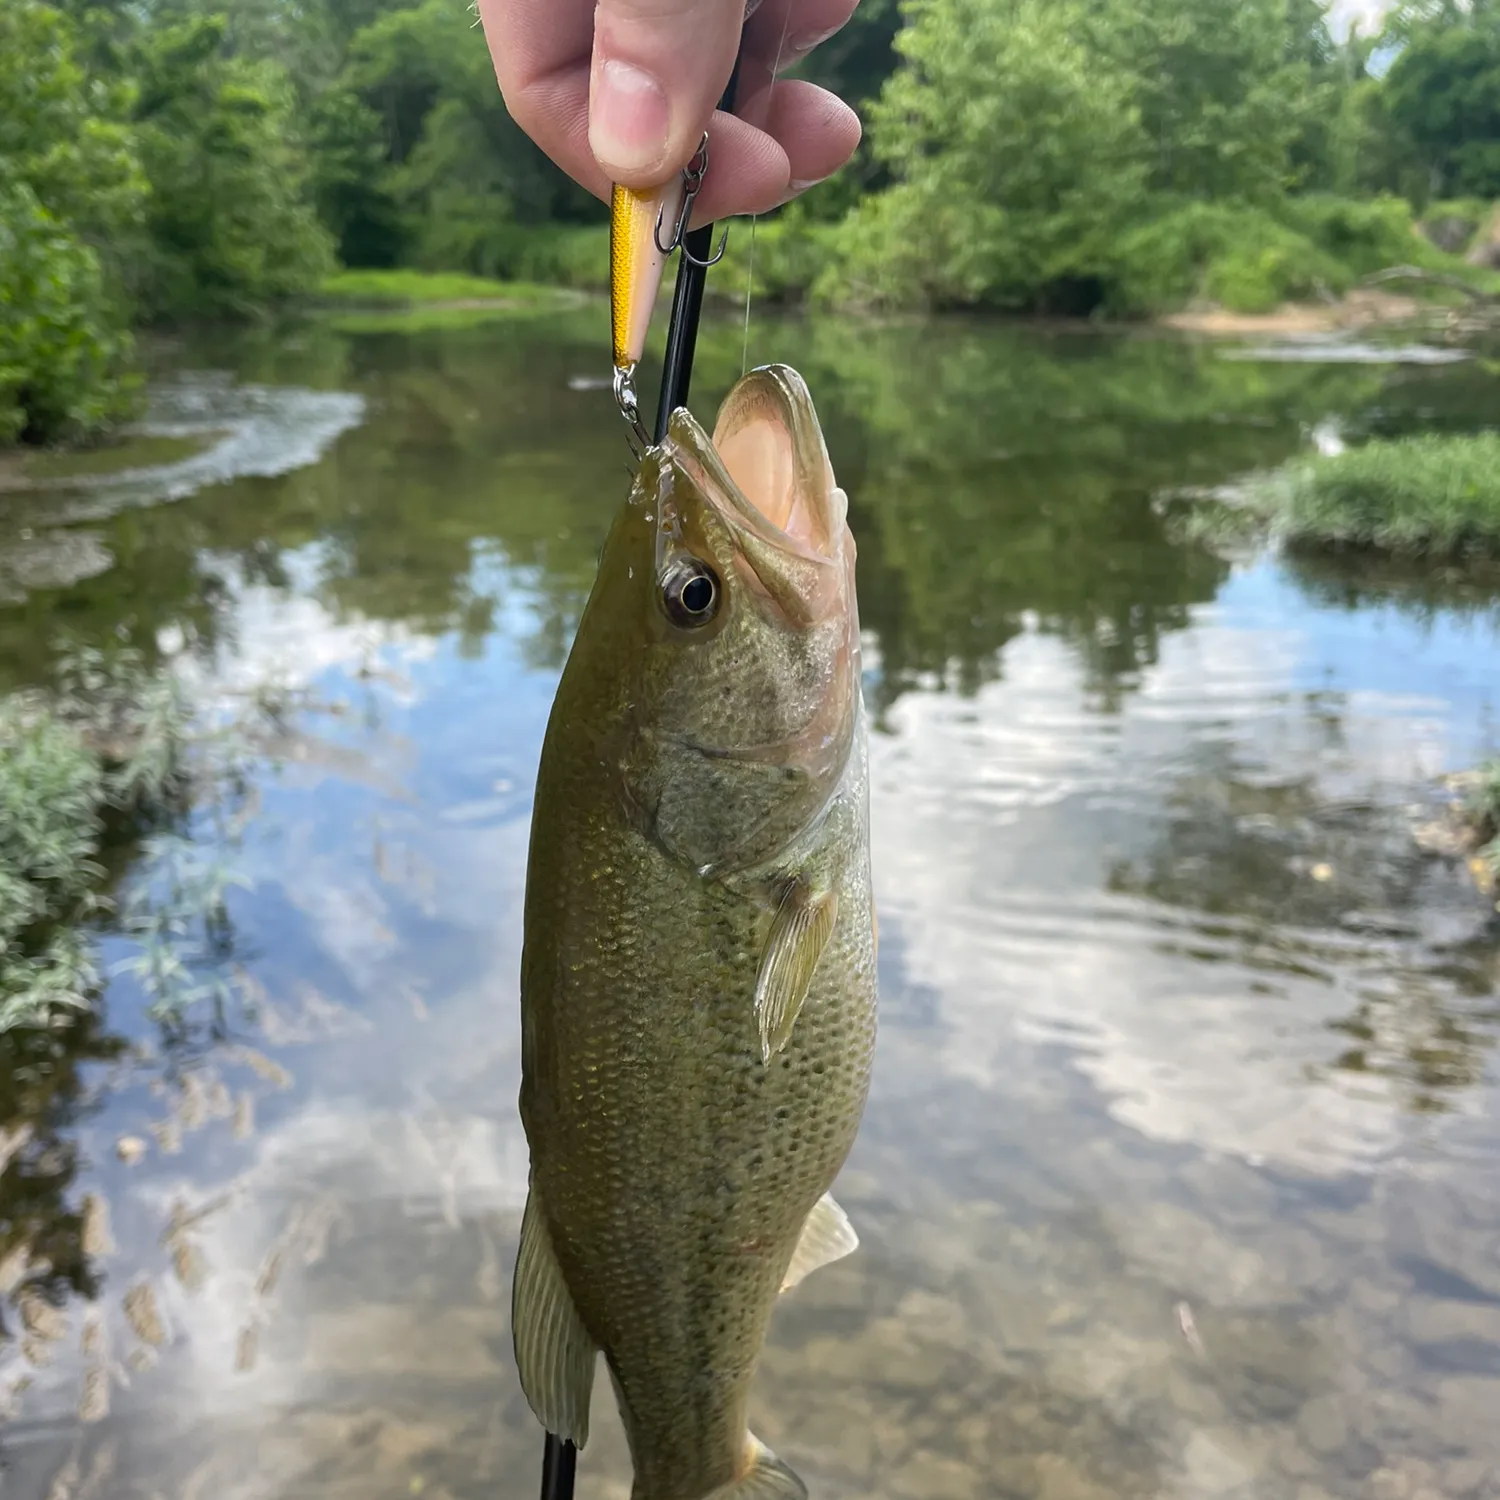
(680, 224, 729, 269)
(653, 132, 730, 269)
(654, 134, 708, 253)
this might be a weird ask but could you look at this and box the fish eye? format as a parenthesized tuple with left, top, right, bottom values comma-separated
(659, 557, 721, 629)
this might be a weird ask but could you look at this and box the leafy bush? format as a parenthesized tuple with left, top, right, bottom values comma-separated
(818, 0, 1146, 312)
(1280, 192, 1469, 274)
(132, 15, 335, 321)
(716, 208, 840, 307)
(0, 644, 189, 1033)
(0, 0, 147, 254)
(498, 224, 610, 290)
(0, 184, 138, 446)
(1417, 197, 1493, 254)
(0, 705, 107, 1033)
(1109, 202, 1349, 315)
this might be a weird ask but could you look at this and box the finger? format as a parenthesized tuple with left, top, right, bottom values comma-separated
(588, 0, 747, 185)
(477, 0, 598, 184)
(690, 81, 859, 222)
(744, 0, 859, 75)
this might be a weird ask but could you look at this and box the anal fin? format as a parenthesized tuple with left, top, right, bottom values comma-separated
(512, 1188, 596, 1447)
(754, 882, 838, 1062)
(781, 1191, 859, 1293)
(702, 1437, 807, 1499)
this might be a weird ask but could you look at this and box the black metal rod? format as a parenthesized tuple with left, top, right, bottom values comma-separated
(539, 1430, 577, 1500)
(652, 53, 744, 444)
(539, 44, 747, 1500)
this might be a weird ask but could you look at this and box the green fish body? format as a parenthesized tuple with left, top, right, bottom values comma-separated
(512, 365, 878, 1500)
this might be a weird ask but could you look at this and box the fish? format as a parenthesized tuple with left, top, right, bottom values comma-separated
(512, 363, 878, 1500)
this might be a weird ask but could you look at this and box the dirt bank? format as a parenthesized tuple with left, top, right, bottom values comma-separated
(1162, 287, 1423, 336)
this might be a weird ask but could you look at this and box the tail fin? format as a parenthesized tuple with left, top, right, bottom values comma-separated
(703, 1437, 807, 1500)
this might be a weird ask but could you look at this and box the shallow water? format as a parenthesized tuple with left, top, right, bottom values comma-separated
(1, 308, 1498, 1500)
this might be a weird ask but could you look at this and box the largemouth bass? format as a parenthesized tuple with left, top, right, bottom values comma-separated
(513, 364, 877, 1500)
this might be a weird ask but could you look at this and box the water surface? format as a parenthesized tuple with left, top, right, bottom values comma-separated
(1, 308, 1498, 1500)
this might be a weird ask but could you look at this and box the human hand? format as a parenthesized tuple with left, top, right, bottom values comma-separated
(476, 0, 863, 224)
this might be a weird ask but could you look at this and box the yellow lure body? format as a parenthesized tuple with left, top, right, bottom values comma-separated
(610, 179, 688, 374)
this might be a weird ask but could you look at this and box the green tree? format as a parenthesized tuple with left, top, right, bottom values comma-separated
(0, 1, 144, 445)
(343, 0, 599, 275)
(1089, 0, 1336, 201)
(1381, 0, 1500, 199)
(0, 185, 139, 446)
(0, 0, 146, 250)
(128, 13, 335, 319)
(826, 0, 1147, 310)
(791, 0, 905, 217)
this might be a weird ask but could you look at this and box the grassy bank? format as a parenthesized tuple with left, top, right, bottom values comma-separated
(321, 195, 1496, 325)
(316, 269, 577, 308)
(1205, 434, 1500, 561)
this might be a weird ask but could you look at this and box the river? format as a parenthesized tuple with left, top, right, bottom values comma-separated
(0, 302, 1497, 1500)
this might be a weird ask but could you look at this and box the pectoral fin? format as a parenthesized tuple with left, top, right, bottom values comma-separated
(781, 1191, 859, 1293)
(704, 1436, 807, 1499)
(511, 1188, 596, 1447)
(754, 883, 838, 1062)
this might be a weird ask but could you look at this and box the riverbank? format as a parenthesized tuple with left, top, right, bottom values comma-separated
(1163, 287, 1426, 336)
(315, 262, 1489, 341)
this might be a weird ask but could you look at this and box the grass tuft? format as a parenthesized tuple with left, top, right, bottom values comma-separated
(1212, 433, 1500, 561)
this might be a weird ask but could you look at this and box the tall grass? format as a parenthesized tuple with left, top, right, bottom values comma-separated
(1232, 434, 1500, 560)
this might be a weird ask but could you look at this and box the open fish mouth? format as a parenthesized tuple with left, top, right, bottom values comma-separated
(661, 365, 847, 568)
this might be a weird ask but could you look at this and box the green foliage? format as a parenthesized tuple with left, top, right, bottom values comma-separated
(1233, 433, 1500, 559)
(1090, 0, 1336, 202)
(305, 85, 407, 270)
(1419, 197, 1494, 252)
(717, 208, 841, 307)
(1382, 0, 1500, 200)
(318, 268, 571, 306)
(1280, 192, 1462, 273)
(0, 644, 188, 1033)
(816, 0, 1500, 314)
(786, 0, 905, 219)
(341, 0, 599, 275)
(0, 184, 139, 446)
(8, 0, 1500, 433)
(0, 639, 296, 1036)
(1109, 202, 1346, 314)
(1105, 194, 1481, 315)
(0, 1, 143, 445)
(823, 0, 1146, 311)
(130, 14, 335, 320)
(499, 225, 611, 289)
(0, 0, 147, 252)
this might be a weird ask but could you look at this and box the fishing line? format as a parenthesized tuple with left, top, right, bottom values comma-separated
(741, 4, 794, 378)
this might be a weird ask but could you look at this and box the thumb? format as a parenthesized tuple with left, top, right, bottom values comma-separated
(589, 0, 750, 187)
